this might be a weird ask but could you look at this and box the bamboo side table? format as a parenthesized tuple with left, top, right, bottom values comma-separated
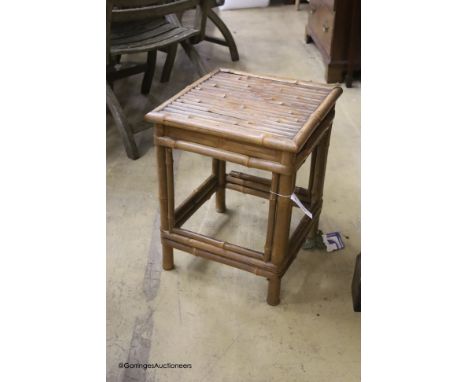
(146, 68, 342, 305)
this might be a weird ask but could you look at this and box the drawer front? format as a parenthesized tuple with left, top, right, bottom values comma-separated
(308, 4, 335, 57)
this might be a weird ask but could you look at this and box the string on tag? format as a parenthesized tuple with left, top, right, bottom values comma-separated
(270, 191, 313, 219)
(270, 191, 292, 198)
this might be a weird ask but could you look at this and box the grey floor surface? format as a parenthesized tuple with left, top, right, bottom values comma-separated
(107, 4, 360, 382)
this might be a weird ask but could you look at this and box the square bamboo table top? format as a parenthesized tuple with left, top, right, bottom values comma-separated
(145, 68, 342, 153)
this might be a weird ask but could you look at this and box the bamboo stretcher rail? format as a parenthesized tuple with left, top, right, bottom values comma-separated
(226, 171, 310, 205)
(225, 179, 312, 209)
(226, 175, 272, 193)
(225, 182, 270, 200)
(163, 238, 276, 278)
(172, 228, 263, 260)
(156, 136, 292, 174)
(229, 171, 271, 185)
(161, 230, 274, 271)
(175, 175, 217, 227)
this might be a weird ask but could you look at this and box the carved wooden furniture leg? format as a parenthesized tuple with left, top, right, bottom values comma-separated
(106, 82, 139, 160)
(141, 50, 157, 95)
(161, 45, 178, 83)
(180, 40, 206, 76)
(205, 8, 239, 62)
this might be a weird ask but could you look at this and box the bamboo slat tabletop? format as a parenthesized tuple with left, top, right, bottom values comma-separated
(146, 68, 342, 152)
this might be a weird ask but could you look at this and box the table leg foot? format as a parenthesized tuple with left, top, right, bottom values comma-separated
(267, 277, 281, 306)
(162, 245, 174, 270)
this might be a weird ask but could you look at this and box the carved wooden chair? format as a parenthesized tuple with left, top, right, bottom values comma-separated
(160, 0, 239, 83)
(106, 0, 209, 159)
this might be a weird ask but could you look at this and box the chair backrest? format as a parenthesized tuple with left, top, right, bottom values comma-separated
(106, 0, 209, 63)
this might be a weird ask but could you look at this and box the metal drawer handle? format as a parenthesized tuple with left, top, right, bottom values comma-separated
(322, 23, 329, 32)
(310, 6, 316, 13)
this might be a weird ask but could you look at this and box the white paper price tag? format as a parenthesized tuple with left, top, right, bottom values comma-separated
(290, 193, 313, 219)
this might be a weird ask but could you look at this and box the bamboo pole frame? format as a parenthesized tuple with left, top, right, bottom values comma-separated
(214, 159, 226, 213)
(225, 171, 310, 207)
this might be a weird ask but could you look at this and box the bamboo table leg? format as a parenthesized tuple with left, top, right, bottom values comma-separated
(214, 159, 226, 213)
(310, 128, 332, 210)
(156, 142, 174, 270)
(267, 171, 296, 305)
(264, 173, 279, 262)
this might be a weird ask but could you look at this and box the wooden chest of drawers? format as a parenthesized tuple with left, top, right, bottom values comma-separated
(305, 0, 360, 85)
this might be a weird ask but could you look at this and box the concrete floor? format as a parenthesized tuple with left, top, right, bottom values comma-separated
(107, 5, 360, 382)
